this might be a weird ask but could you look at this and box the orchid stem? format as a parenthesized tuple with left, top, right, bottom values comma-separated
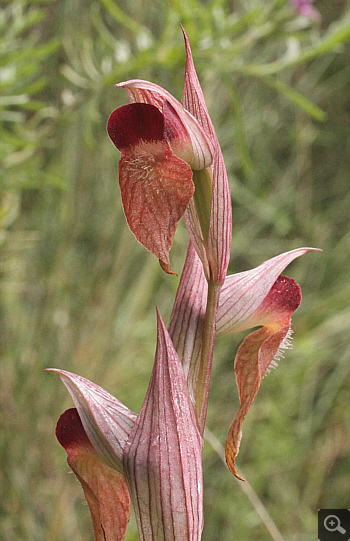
(192, 168, 213, 245)
(196, 279, 221, 434)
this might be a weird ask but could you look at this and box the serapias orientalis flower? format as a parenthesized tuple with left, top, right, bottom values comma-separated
(168, 244, 321, 478)
(107, 28, 231, 282)
(49, 309, 203, 541)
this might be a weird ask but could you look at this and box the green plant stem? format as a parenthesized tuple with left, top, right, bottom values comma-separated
(196, 279, 221, 435)
(192, 167, 213, 245)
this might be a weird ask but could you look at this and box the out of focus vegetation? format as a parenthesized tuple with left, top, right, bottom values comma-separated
(1, 1, 349, 540)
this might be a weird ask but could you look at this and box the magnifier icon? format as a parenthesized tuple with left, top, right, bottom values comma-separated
(324, 515, 346, 534)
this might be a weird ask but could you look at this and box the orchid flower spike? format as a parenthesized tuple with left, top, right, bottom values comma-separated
(107, 29, 231, 281)
(49, 310, 203, 541)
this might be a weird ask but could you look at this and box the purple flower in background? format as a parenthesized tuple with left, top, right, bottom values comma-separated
(290, 0, 321, 21)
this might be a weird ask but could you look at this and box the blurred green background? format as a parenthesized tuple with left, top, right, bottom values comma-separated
(1, 0, 349, 540)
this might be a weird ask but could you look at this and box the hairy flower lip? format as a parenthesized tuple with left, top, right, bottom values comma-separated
(107, 100, 195, 275)
(226, 322, 294, 480)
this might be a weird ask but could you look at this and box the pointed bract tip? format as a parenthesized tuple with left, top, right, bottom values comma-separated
(181, 24, 189, 45)
(46, 367, 63, 377)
